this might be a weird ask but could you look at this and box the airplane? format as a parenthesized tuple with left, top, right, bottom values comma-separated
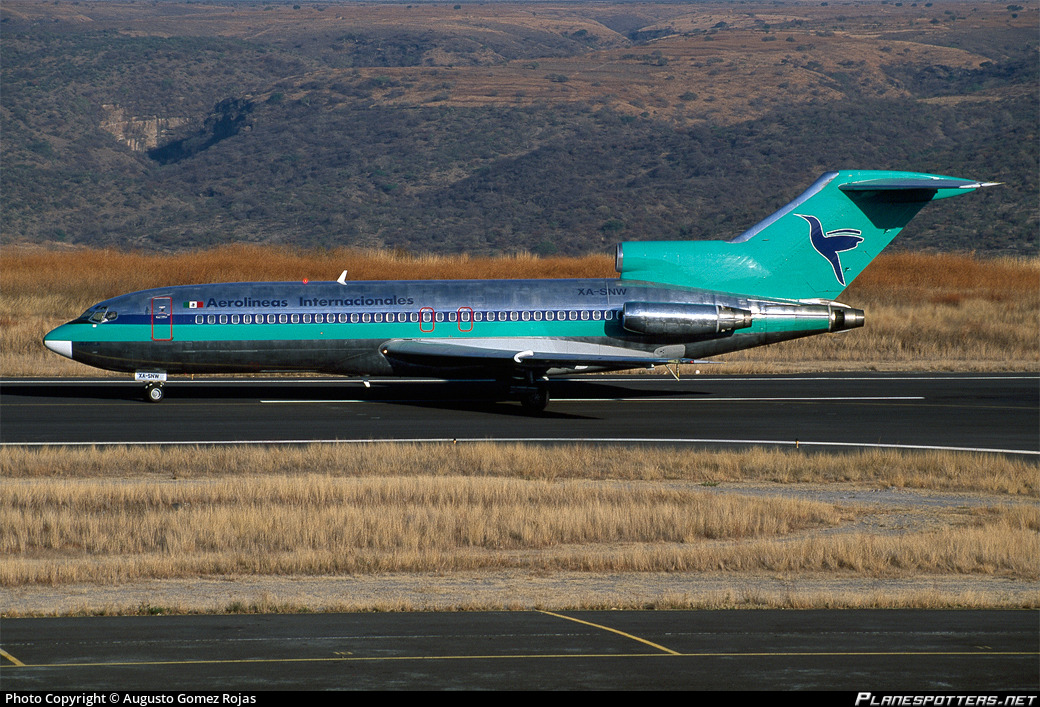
(43, 169, 996, 411)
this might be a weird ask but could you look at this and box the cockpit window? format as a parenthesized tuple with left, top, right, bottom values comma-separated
(82, 307, 118, 324)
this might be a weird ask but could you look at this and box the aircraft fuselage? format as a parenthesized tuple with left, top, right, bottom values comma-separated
(44, 276, 854, 378)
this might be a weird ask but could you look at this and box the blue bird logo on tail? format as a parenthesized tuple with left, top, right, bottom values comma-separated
(797, 214, 864, 286)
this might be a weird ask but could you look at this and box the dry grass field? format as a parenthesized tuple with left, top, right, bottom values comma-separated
(2, 246, 1037, 377)
(2, 443, 1037, 614)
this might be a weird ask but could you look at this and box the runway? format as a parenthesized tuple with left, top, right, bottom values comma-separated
(2, 610, 1037, 690)
(2, 373, 1037, 453)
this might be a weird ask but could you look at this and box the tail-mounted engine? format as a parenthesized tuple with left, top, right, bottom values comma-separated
(620, 302, 753, 338)
(620, 300, 863, 339)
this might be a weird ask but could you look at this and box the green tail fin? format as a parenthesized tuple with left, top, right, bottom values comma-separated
(616, 170, 996, 300)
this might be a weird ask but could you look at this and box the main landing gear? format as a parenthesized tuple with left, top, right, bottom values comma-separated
(519, 386, 549, 413)
(144, 382, 165, 403)
(508, 370, 549, 413)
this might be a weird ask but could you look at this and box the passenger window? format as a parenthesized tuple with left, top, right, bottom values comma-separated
(232, 314, 240, 324)
(196, 315, 204, 324)
(220, 314, 228, 324)
(581, 310, 589, 320)
(243, 314, 252, 324)
(339, 314, 348, 323)
(374, 313, 382, 323)
(291, 314, 299, 324)
(303, 314, 311, 324)
(267, 314, 276, 324)
(363, 313, 371, 323)
(207, 314, 216, 324)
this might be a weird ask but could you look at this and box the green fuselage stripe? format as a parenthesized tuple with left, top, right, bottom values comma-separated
(65, 313, 827, 344)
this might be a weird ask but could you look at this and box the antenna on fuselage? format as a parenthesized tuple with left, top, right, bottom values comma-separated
(337, 270, 348, 285)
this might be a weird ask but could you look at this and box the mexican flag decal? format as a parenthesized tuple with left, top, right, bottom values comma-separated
(184, 300, 204, 309)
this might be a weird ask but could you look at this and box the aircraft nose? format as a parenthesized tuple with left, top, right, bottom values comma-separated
(43, 328, 73, 359)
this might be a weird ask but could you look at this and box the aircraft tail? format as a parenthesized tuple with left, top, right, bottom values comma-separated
(615, 170, 997, 300)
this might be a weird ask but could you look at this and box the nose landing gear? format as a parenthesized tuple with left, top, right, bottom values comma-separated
(144, 382, 165, 403)
(135, 372, 168, 403)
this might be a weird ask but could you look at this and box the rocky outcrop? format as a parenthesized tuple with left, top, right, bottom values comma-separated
(100, 104, 190, 152)
(147, 97, 255, 165)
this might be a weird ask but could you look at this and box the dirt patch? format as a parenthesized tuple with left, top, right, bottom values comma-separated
(4, 572, 1036, 616)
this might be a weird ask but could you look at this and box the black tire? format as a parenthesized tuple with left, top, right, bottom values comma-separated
(519, 387, 548, 413)
(145, 383, 164, 403)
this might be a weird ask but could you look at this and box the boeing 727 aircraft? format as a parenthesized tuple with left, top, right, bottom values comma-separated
(44, 170, 995, 410)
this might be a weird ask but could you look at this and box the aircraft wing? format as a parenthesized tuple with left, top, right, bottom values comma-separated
(380, 338, 695, 371)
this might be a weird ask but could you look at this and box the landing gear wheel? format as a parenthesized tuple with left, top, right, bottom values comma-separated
(144, 382, 164, 403)
(519, 387, 549, 413)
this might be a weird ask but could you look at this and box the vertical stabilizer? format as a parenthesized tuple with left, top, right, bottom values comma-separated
(616, 170, 996, 300)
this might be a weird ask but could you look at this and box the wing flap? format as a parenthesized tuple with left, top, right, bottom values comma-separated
(381, 338, 694, 370)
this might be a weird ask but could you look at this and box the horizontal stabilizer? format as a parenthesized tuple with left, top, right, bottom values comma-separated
(839, 177, 1000, 192)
